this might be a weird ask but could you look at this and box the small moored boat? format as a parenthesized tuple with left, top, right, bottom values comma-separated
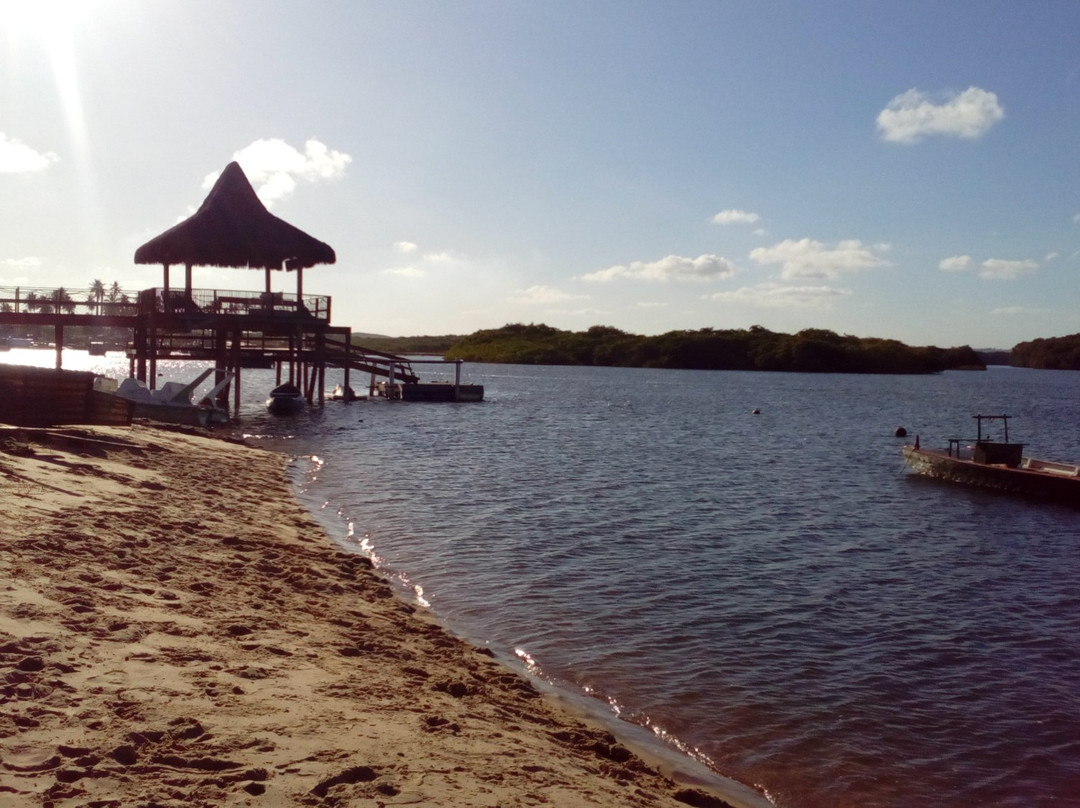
(266, 382, 306, 415)
(902, 414, 1080, 504)
(329, 383, 362, 401)
(107, 368, 232, 427)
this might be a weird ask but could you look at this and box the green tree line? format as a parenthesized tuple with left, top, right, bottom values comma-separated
(1011, 333, 1080, 369)
(443, 323, 985, 374)
(350, 333, 461, 355)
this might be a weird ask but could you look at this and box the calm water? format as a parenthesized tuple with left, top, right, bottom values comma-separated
(14, 350, 1080, 807)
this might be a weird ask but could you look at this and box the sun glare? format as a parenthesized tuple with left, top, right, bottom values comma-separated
(0, 0, 91, 36)
(2, 0, 92, 142)
(3, 0, 94, 154)
(2, 0, 102, 233)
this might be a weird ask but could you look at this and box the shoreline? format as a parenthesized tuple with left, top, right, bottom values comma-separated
(0, 422, 764, 807)
(283, 447, 772, 808)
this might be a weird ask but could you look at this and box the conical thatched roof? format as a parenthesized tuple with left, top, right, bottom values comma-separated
(133, 162, 336, 271)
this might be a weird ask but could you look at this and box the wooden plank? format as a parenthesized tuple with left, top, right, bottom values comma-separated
(0, 365, 132, 427)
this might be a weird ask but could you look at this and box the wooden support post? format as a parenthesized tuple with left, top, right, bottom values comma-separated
(316, 332, 325, 407)
(135, 328, 146, 382)
(149, 327, 157, 388)
(343, 332, 351, 400)
(214, 330, 229, 412)
(54, 324, 63, 369)
(231, 328, 242, 414)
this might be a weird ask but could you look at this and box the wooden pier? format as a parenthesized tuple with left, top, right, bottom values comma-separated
(0, 160, 420, 417)
(0, 284, 419, 416)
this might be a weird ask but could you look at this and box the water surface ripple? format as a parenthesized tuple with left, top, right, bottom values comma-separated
(227, 363, 1080, 806)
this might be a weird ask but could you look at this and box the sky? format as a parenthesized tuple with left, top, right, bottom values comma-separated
(2, 0, 1080, 348)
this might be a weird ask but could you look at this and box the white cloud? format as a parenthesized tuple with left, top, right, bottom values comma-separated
(423, 251, 456, 264)
(705, 282, 851, 308)
(563, 307, 610, 317)
(1073, 213, 1080, 225)
(2, 256, 43, 268)
(749, 238, 886, 280)
(508, 285, 585, 304)
(877, 87, 1004, 144)
(0, 133, 58, 173)
(205, 138, 352, 205)
(1045, 251, 1059, 262)
(582, 254, 737, 283)
(979, 258, 1038, 280)
(712, 209, 760, 225)
(939, 255, 972, 271)
(383, 267, 425, 278)
(379, 249, 472, 279)
(991, 305, 1045, 316)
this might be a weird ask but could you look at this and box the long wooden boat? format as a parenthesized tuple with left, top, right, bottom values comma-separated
(902, 414, 1080, 504)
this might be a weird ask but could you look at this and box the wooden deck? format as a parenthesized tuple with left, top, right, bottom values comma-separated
(0, 285, 418, 417)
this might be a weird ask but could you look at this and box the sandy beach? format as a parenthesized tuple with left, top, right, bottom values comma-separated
(0, 422, 752, 807)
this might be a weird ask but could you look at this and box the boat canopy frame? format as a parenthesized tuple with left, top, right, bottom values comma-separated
(946, 414, 1013, 459)
(945, 414, 1024, 467)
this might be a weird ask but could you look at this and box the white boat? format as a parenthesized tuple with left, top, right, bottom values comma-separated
(329, 383, 362, 401)
(266, 382, 306, 414)
(104, 368, 233, 427)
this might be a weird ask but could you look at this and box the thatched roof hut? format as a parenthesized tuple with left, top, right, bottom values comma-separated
(134, 162, 335, 298)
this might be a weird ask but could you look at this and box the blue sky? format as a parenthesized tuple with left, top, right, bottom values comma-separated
(2, 1, 1079, 347)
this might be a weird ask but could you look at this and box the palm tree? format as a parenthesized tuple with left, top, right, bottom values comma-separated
(25, 291, 50, 314)
(107, 281, 122, 302)
(51, 287, 76, 315)
(88, 279, 105, 314)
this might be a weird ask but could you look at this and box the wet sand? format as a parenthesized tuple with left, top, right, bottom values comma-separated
(0, 423, 755, 807)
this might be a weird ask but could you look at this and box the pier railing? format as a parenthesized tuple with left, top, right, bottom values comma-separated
(0, 285, 331, 322)
(143, 287, 330, 321)
(0, 286, 138, 317)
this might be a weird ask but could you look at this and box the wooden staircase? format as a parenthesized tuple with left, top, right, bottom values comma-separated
(321, 336, 420, 384)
